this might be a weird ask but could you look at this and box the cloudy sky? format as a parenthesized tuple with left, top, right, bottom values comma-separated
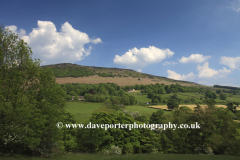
(1, 0, 240, 87)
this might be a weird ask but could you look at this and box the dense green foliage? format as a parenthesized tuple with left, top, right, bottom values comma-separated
(0, 25, 67, 157)
(61, 83, 137, 105)
(167, 99, 179, 110)
(70, 102, 240, 156)
(47, 66, 95, 78)
(205, 90, 217, 99)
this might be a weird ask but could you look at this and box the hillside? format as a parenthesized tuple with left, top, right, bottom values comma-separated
(41, 63, 208, 87)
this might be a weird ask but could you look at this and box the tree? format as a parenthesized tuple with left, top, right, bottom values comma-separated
(167, 99, 179, 110)
(165, 85, 171, 94)
(121, 95, 130, 105)
(0, 25, 66, 156)
(74, 96, 79, 101)
(190, 98, 195, 103)
(172, 93, 178, 99)
(155, 95, 162, 102)
(205, 90, 217, 99)
(129, 95, 136, 105)
(212, 92, 217, 99)
(149, 109, 166, 124)
(219, 92, 227, 100)
(216, 89, 221, 94)
(147, 92, 154, 99)
(69, 90, 77, 96)
(111, 97, 121, 105)
(66, 95, 72, 101)
(226, 101, 236, 113)
(158, 87, 165, 94)
(151, 98, 159, 104)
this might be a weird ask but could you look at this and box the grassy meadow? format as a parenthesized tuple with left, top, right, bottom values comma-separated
(128, 91, 240, 105)
(55, 75, 203, 87)
(64, 102, 103, 123)
(64, 90, 240, 124)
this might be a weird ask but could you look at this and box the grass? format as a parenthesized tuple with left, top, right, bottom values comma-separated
(64, 101, 173, 123)
(64, 92, 240, 123)
(55, 75, 203, 87)
(127, 92, 152, 104)
(128, 91, 240, 105)
(2, 153, 240, 160)
(124, 105, 173, 122)
(64, 102, 103, 123)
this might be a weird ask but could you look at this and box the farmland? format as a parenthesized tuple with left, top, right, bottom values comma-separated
(55, 75, 201, 87)
(64, 102, 103, 123)
(44, 63, 208, 87)
(128, 90, 240, 105)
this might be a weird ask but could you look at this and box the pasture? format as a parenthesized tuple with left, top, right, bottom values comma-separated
(55, 75, 201, 87)
(128, 91, 240, 105)
(124, 105, 173, 122)
(127, 92, 152, 104)
(64, 102, 171, 123)
(64, 102, 103, 123)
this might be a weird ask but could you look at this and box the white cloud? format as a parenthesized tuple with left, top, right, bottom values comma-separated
(91, 38, 102, 44)
(162, 61, 177, 66)
(167, 70, 195, 81)
(230, 0, 240, 12)
(219, 56, 240, 70)
(114, 46, 174, 68)
(137, 69, 142, 72)
(5, 21, 102, 65)
(218, 67, 232, 78)
(197, 62, 231, 78)
(179, 54, 211, 63)
(5, 25, 26, 38)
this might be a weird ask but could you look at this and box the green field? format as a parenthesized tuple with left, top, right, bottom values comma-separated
(2, 153, 240, 160)
(64, 102, 170, 123)
(127, 92, 152, 103)
(128, 91, 240, 105)
(124, 105, 173, 121)
(64, 102, 103, 123)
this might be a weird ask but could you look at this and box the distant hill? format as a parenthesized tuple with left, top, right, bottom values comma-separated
(41, 63, 208, 87)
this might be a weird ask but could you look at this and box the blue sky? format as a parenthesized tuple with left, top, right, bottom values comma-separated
(1, 0, 240, 87)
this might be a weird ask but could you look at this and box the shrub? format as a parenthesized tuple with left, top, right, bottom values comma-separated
(167, 99, 179, 110)
(74, 96, 79, 101)
(123, 143, 134, 154)
(66, 95, 72, 101)
(109, 145, 122, 155)
(194, 146, 214, 155)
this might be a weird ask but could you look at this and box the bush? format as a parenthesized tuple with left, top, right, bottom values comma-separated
(190, 98, 195, 103)
(219, 92, 227, 100)
(105, 145, 122, 155)
(74, 96, 79, 101)
(194, 146, 214, 155)
(167, 99, 179, 110)
(123, 143, 134, 154)
(66, 95, 72, 101)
